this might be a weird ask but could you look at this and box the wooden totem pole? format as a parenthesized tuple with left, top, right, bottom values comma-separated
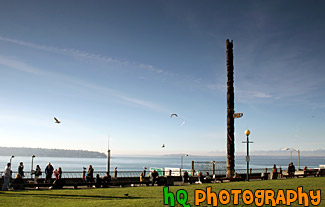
(226, 39, 235, 178)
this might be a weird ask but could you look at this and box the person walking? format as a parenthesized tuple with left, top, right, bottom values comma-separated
(2, 163, 12, 190)
(18, 162, 25, 177)
(45, 162, 54, 183)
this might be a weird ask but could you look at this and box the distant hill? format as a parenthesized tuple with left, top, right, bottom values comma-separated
(0, 147, 107, 158)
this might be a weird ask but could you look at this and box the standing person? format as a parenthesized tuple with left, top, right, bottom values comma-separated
(183, 171, 189, 183)
(279, 167, 283, 178)
(18, 162, 25, 177)
(291, 162, 296, 177)
(86, 165, 94, 187)
(45, 162, 54, 183)
(288, 163, 294, 178)
(57, 167, 63, 179)
(34, 165, 42, 184)
(151, 170, 159, 186)
(272, 164, 277, 179)
(82, 167, 86, 181)
(2, 163, 12, 191)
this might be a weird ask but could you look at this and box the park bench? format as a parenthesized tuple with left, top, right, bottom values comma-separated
(215, 175, 245, 183)
(302, 169, 318, 177)
(110, 177, 151, 187)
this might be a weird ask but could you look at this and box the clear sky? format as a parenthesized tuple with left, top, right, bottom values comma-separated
(0, 0, 324, 155)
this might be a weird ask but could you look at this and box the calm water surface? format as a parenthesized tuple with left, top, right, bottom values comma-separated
(1, 155, 324, 172)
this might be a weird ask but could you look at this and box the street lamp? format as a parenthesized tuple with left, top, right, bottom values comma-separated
(281, 148, 300, 170)
(180, 154, 189, 175)
(10, 155, 14, 165)
(242, 130, 253, 181)
(31, 155, 35, 178)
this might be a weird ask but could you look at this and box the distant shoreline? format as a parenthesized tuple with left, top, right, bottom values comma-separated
(0, 146, 324, 158)
(0, 146, 107, 158)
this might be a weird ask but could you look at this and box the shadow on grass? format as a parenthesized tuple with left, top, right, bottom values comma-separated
(1, 192, 141, 200)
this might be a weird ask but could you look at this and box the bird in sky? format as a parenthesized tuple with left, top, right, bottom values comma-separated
(54, 117, 61, 124)
(162, 144, 165, 148)
(181, 121, 185, 127)
(170, 113, 178, 118)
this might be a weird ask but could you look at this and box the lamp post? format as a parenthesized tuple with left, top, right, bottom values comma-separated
(180, 154, 189, 175)
(242, 130, 253, 181)
(31, 155, 35, 178)
(10, 155, 14, 165)
(282, 148, 300, 170)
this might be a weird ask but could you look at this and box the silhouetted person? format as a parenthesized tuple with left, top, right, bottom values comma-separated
(233, 172, 239, 178)
(291, 162, 296, 177)
(151, 170, 159, 186)
(58, 167, 63, 179)
(18, 162, 25, 177)
(34, 165, 42, 184)
(53, 169, 59, 180)
(205, 172, 212, 180)
(102, 172, 111, 188)
(86, 165, 94, 187)
(45, 162, 54, 183)
(272, 164, 278, 179)
(279, 167, 282, 178)
(288, 163, 295, 178)
(198, 172, 203, 183)
(82, 167, 86, 181)
(2, 163, 12, 190)
(12, 174, 24, 190)
(95, 174, 102, 188)
(140, 172, 144, 182)
(183, 171, 189, 183)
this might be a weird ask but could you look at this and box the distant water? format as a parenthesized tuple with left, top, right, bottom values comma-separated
(1, 155, 324, 172)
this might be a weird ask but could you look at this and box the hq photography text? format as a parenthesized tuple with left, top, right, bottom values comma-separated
(163, 187, 321, 207)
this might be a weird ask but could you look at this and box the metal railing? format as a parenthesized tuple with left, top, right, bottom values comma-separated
(3, 168, 272, 179)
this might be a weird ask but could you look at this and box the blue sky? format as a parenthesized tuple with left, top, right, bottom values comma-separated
(0, 0, 324, 155)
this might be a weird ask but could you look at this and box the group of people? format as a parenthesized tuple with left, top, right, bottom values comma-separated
(261, 163, 295, 179)
(1, 162, 112, 190)
(1, 161, 64, 190)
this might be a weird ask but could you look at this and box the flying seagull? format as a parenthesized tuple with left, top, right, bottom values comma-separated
(170, 113, 178, 118)
(162, 144, 165, 148)
(54, 117, 61, 124)
(181, 121, 185, 127)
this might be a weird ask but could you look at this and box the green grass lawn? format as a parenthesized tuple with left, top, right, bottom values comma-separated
(0, 177, 324, 207)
